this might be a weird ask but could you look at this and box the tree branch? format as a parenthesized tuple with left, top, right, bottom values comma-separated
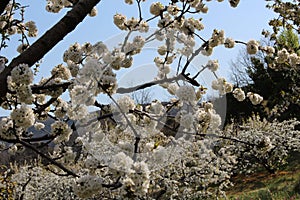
(18, 139, 79, 177)
(31, 81, 72, 94)
(116, 75, 183, 94)
(0, 0, 10, 15)
(0, 0, 101, 102)
(102, 176, 122, 189)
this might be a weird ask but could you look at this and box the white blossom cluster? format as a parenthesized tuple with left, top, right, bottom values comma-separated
(122, 161, 151, 196)
(51, 121, 72, 144)
(5, 113, 300, 199)
(114, 13, 149, 32)
(122, 35, 146, 57)
(38, 77, 64, 98)
(0, 3, 38, 38)
(10, 165, 79, 199)
(8, 64, 34, 104)
(275, 48, 300, 67)
(194, 102, 222, 131)
(65, 102, 232, 198)
(150, 2, 164, 16)
(46, 0, 97, 16)
(110, 152, 134, 173)
(199, 29, 225, 56)
(63, 43, 119, 113)
(114, 95, 136, 113)
(0, 2, 39, 56)
(51, 64, 71, 80)
(260, 45, 275, 55)
(70, 85, 96, 106)
(232, 89, 263, 105)
(211, 77, 233, 95)
(232, 88, 246, 101)
(177, 33, 196, 57)
(247, 92, 263, 105)
(206, 59, 219, 72)
(154, 37, 177, 77)
(46, 0, 72, 13)
(50, 145, 70, 164)
(176, 85, 196, 103)
(10, 104, 35, 128)
(181, 17, 205, 36)
(147, 99, 165, 115)
(0, 117, 15, 140)
(246, 40, 260, 55)
(179, 112, 194, 130)
(24, 21, 38, 37)
(73, 122, 235, 198)
(174, 105, 220, 133)
(209, 29, 225, 48)
(63, 42, 84, 63)
(52, 97, 69, 118)
(77, 58, 101, 81)
(67, 104, 89, 121)
(73, 175, 103, 199)
(143, 138, 237, 199)
(224, 37, 235, 48)
(11, 64, 33, 85)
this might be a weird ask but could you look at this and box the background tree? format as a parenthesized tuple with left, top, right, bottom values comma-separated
(226, 28, 300, 123)
(131, 88, 153, 105)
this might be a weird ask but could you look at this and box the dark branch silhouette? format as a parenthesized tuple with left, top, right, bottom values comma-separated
(117, 75, 183, 94)
(0, 0, 10, 15)
(18, 139, 79, 177)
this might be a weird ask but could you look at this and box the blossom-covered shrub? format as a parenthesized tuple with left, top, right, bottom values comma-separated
(223, 116, 300, 174)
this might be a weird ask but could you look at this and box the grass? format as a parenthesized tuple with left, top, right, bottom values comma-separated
(224, 152, 300, 200)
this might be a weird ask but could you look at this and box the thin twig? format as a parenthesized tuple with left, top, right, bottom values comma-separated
(98, 82, 140, 161)
(18, 139, 79, 177)
(116, 75, 183, 94)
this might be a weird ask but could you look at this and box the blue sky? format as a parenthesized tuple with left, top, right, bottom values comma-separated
(0, 0, 276, 116)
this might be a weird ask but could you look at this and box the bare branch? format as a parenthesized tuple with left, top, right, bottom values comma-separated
(98, 82, 141, 161)
(20, 177, 32, 200)
(102, 176, 122, 189)
(31, 82, 72, 94)
(117, 75, 184, 94)
(18, 139, 79, 177)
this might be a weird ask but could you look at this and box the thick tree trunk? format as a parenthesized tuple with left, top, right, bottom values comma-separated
(0, 0, 101, 102)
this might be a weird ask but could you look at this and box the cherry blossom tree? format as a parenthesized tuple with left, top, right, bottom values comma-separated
(0, 0, 299, 199)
